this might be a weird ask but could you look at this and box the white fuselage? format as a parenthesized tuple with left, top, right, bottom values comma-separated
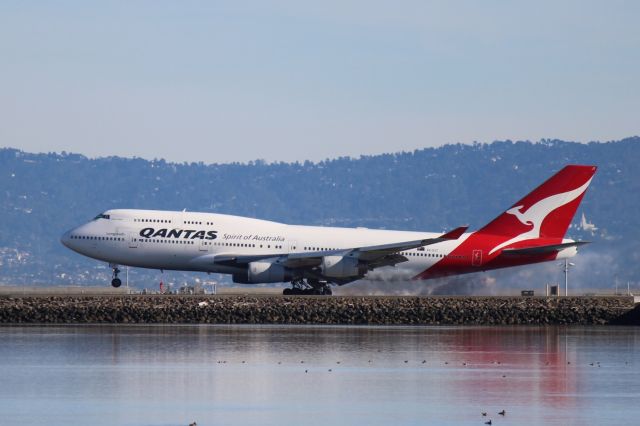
(61, 209, 455, 279)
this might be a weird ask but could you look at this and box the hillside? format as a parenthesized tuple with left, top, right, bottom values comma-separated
(0, 137, 638, 293)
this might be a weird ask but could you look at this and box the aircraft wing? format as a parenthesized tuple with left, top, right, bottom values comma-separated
(211, 226, 468, 269)
(346, 226, 468, 262)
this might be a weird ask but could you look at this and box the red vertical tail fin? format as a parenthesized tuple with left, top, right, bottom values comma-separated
(479, 165, 597, 239)
(413, 165, 597, 280)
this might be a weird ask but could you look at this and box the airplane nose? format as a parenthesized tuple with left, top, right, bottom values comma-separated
(61, 230, 72, 248)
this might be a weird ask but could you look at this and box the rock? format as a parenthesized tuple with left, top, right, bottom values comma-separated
(0, 295, 636, 325)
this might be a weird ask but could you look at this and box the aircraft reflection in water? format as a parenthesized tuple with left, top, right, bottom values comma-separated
(443, 327, 577, 411)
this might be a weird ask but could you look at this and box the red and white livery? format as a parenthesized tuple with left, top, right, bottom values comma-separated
(61, 165, 596, 294)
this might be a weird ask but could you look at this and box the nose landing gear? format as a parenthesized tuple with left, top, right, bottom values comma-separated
(110, 264, 122, 288)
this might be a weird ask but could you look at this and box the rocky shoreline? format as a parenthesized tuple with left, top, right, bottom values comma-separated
(0, 295, 638, 325)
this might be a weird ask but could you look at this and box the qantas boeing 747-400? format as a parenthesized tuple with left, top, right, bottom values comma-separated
(61, 165, 596, 295)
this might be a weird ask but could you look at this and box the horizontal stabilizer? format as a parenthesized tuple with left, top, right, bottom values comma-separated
(499, 241, 590, 256)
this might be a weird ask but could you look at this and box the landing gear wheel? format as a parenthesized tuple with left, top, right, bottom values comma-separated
(314, 286, 332, 295)
(110, 264, 122, 288)
(283, 279, 333, 296)
(307, 279, 332, 296)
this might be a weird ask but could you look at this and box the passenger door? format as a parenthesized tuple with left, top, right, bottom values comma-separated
(129, 232, 138, 249)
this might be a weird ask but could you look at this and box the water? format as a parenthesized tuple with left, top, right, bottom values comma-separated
(0, 325, 638, 426)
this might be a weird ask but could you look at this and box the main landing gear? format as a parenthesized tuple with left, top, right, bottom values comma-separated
(283, 278, 333, 296)
(110, 264, 122, 288)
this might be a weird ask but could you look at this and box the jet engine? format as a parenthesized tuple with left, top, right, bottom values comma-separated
(321, 255, 360, 278)
(232, 261, 291, 284)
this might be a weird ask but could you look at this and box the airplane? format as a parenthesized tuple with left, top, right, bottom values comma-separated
(61, 164, 596, 295)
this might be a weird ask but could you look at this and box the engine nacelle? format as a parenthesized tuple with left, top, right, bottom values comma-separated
(321, 255, 360, 278)
(232, 261, 290, 284)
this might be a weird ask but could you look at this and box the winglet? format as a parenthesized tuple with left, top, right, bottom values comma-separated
(439, 226, 468, 240)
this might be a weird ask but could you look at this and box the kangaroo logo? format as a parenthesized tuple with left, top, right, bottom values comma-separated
(488, 177, 593, 255)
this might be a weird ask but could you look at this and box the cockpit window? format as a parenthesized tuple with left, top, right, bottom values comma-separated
(93, 213, 111, 220)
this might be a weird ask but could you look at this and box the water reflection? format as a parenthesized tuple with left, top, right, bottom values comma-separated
(0, 325, 638, 426)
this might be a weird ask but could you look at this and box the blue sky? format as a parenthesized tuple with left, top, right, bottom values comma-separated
(1, 1, 638, 163)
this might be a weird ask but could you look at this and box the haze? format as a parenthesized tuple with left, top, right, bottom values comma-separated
(1, 1, 638, 163)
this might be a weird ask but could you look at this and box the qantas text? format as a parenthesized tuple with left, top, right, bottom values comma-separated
(139, 228, 218, 240)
